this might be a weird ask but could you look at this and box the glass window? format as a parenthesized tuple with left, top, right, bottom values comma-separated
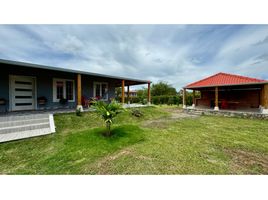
(101, 83, 108, 99)
(66, 81, 74, 100)
(56, 81, 64, 99)
(94, 82, 108, 100)
(95, 84, 100, 98)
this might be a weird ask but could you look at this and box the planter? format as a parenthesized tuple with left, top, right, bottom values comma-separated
(37, 96, 48, 105)
(0, 98, 6, 105)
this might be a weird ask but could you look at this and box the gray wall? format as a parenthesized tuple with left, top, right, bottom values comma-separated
(0, 63, 116, 112)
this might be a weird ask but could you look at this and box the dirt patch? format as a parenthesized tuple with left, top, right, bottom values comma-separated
(225, 149, 268, 174)
(93, 148, 133, 174)
(142, 108, 199, 128)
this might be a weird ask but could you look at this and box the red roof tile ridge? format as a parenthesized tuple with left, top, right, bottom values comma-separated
(184, 72, 222, 88)
(184, 72, 267, 88)
(216, 72, 267, 82)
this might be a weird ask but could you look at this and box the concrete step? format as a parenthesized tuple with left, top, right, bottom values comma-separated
(0, 118, 49, 128)
(0, 122, 50, 134)
(0, 114, 49, 122)
(0, 128, 52, 143)
(0, 114, 55, 143)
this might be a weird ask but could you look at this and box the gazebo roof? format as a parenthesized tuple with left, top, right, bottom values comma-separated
(185, 72, 268, 89)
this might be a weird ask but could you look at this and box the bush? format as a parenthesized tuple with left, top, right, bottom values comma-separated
(76, 107, 83, 116)
(131, 109, 143, 117)
(152, 95, 181, 105)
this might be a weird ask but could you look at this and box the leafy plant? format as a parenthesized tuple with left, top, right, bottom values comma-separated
(92, 100, 125, 136)
(59, 98, 68, 105)
(131, 109, 143, 117)
(76, 107, 83, 116)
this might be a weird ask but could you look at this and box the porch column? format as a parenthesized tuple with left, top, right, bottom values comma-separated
(192, 90, 196, 108)
(147, 82, 151, 105)
(127, 85, 130, 104)
(77, 74, 83, 111)
(121, 80, 125, 104)
(261, 84, 268, 114)
(214, 86, 219, 111)
(183, 88, 186, 109)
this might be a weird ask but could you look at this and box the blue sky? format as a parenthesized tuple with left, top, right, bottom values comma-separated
(0, 24, 268, 89)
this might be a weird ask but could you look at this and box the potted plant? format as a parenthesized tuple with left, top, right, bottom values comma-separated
(37, 96, 47, 105)
(59, 98, 68, 105)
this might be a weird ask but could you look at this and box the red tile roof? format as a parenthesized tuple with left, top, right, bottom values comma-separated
(185, 72, 268, 89)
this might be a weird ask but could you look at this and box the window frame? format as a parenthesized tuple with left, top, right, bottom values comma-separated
(93, 82, 109, 101)
(53, 78, 75, 102)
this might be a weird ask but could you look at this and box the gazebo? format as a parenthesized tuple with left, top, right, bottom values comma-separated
(183, 72, 268, 114)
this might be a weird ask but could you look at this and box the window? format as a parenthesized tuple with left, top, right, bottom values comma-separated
(94, 82, 108, 100)
(66, 81, 74, 101)
(56, 81, 64, 100)
(53, 79, 75, 102)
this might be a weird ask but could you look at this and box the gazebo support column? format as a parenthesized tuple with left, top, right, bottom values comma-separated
(214, 86, 219, 111)
(192, 90, 196, 108)
(121, 80, 125, 104)
(183, 88, 186, 109)
(147, 82, 151, 105)
(77, 74, 83, 112)
(261, 84, 268, 114)
(127, 85, 130, 105)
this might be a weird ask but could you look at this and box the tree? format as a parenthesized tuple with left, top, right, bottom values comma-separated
(115, 87, 122, 99)
(151, 81, 177, 96)
(93, 100, 125, 136)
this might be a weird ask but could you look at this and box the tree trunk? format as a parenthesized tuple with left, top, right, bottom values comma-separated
(106, 122, 111, 137)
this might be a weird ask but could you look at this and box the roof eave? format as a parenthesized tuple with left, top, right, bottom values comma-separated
(184, 81, 268, 89)
(0, 59, 150, 85)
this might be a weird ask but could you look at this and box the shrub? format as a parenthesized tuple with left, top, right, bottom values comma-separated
(76, 107, 83, 116)
(92, 100, 125, 136)
(131, 109, 143, 117)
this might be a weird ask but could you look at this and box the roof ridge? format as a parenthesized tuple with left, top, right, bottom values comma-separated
(218, 72, 267, 82)
(184, 72, 267, 89)
(184, 72, 222, 88)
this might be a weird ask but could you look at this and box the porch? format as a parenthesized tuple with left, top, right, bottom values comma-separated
(0, 59, 151, 113)
(182, 73, 268, 114)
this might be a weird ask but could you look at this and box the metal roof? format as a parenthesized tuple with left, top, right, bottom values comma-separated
(184, 72, 268, 89)
(0, 59, 151, 85)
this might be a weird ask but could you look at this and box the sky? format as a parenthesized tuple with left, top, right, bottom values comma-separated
(0, 24, 268, 90)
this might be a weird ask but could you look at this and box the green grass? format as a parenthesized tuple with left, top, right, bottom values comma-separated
(0, 106, 268, 174)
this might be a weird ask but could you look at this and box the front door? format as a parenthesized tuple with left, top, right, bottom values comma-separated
(10, 75, 36, 111)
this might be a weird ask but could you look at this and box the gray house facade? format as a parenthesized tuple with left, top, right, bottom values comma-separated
(0, 59, 150, 113)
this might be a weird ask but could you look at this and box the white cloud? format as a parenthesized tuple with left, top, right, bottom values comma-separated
(0, 24, 268, 90)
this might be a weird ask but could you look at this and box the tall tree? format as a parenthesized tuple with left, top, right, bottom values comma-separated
(151, 81, 177, 96)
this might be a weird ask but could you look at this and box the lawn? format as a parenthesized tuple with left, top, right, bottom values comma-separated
(0, 106, 268, 174)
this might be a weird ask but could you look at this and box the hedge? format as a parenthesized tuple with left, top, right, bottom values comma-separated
(115, 95, 193, 105)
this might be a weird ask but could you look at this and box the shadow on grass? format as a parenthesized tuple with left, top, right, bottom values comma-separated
(28, 124, 146, 174)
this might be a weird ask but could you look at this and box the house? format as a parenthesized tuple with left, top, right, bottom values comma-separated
(125, 90, 138, 97)
(183, 72, 268, 114)
(0, 59, 151, 113)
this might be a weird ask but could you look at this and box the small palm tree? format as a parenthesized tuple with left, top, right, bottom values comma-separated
(93, 100, 125, 136)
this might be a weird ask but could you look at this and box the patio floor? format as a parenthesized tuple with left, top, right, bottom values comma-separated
(0, 103, 149, 117)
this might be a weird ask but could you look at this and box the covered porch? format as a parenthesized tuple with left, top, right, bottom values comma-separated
(77, 76, 151, 111)
(182, 72, 268, 114)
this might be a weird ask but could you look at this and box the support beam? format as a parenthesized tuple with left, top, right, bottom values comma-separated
(214, 86, 219, 111)
(77, 74, 83, 111)
(127, 85, 130, 104)
(261, 84, 268, 114)
(121, 80, 125, 104)
(192, 90, 196, 108)
(183, 88, 186, 109)
(147, 82, 151, 105)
